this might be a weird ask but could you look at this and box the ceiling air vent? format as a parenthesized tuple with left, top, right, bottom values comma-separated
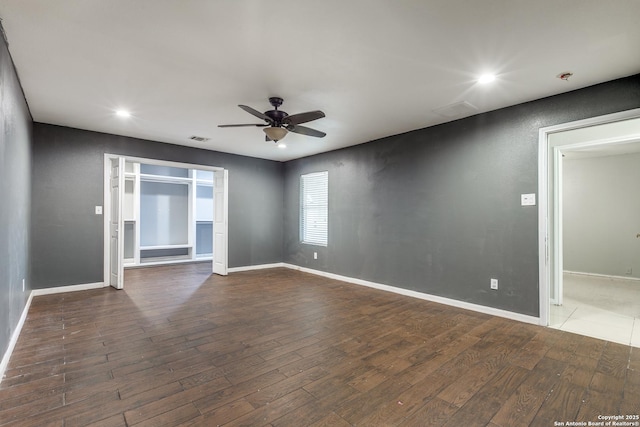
(433, 101, 478, 119)
(189, 135, 210, 142)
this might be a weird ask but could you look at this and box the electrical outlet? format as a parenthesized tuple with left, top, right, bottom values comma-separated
(314, 252, 318, 260)
(490, 278, 498, 290)
(626, 268, 633, 275)
(95, 206, 103, 215)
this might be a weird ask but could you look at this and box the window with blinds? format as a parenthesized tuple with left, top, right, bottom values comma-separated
(300, 171, 328, 246)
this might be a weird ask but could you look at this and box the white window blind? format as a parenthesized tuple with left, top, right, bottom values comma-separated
(300, 171, 328, 246)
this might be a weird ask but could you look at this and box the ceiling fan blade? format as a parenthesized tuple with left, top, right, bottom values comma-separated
(287, 124, 326, 138)
(283, 110, 325, 126)
(238, 105, 271, 122)
(218, 123, 268, 128)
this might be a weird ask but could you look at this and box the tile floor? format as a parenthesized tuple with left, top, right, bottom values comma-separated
(549, 273, 640, 347)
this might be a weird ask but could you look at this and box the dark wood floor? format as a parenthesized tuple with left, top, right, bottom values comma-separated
(1, 264, 638, 426)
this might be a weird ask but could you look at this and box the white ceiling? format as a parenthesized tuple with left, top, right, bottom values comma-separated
(1, 1, 639, 162)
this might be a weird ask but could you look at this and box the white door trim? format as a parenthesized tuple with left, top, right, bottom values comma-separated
(538, 108, 640, 326)
(552, 145, 563, 306)
(103, 154, 229, 286)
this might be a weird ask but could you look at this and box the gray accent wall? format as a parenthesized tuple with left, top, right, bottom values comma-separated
(284, 75, 640, 317)
(563, 153, 640, 279)
(0, 27, 32, 360)
(31, 124, 284, 289)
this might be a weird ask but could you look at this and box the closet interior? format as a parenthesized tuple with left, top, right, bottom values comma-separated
(122, 161, 214, 267)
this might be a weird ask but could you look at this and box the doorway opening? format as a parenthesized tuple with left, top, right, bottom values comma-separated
(538, 108, 640, 345)
(103, 155, 228, 289)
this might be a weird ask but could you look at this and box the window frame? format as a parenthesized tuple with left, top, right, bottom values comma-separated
(300, 171, 329, 246)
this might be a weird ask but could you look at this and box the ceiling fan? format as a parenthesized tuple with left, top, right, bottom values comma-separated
(218, 97, 326, 142)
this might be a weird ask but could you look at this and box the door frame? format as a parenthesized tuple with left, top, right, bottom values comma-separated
(103, 154, 229, 287)
(538, 108, 640, 326)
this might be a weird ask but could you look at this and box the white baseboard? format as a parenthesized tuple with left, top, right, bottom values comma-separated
(31, 282, 105, 296)
(228, 263, 285, 273)
(282, 263, 539, 325)
(564, 270, 640, 282)
(1, 291, 34, 385)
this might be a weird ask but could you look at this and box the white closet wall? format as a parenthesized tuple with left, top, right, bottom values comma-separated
(195, 169, 214, 259)
(140, 181, 189, 246)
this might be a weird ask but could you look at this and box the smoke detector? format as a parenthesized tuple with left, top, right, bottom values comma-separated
(557, 72, 573, 81)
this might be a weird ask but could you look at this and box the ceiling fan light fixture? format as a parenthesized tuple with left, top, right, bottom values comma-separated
(264, 126, 288, 142)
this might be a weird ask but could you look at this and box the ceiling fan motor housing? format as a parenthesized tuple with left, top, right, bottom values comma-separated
(266, 97, 287, 126)
(266, 110, 288, 126)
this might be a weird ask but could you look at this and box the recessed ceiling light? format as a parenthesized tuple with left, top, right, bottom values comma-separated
(115, 109, 131, 118)
(478, 74, 496, 84)
(277, 144, 287, 149)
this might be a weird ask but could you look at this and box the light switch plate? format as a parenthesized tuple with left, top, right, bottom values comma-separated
(95, 206, 103, 215)
(521, 194, 536, 206)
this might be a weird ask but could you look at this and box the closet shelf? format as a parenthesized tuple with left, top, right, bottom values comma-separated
(140, 244, 192, 250)
(139, 173, 193, 184)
